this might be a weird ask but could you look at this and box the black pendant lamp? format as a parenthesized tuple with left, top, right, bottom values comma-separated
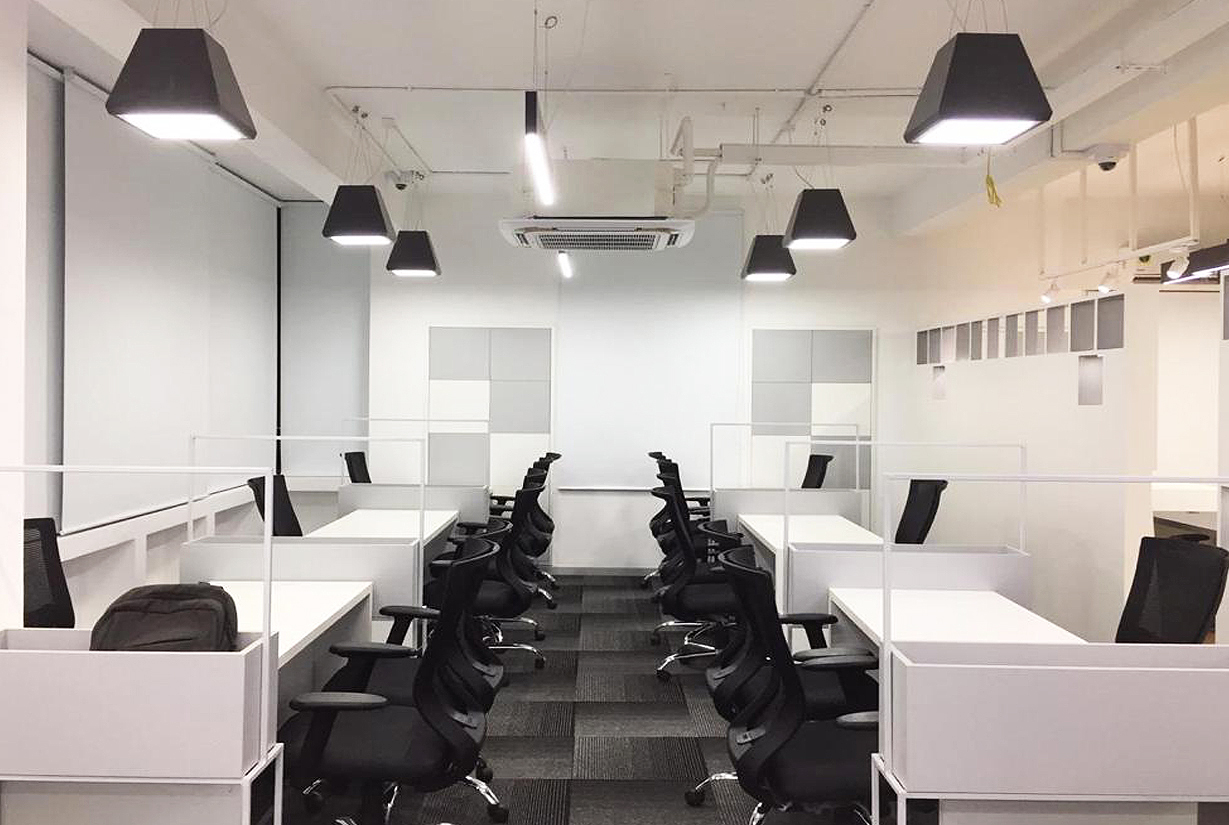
(904, 32, 1051, 145)
(784, 189, 856, 250)
(741, 235, 796, 283)
(323, 185, 394, 246)
(386, 230, 440, 278)
(106, 28, 256, 140)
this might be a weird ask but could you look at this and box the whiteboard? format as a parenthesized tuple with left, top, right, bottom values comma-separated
(61, 83, 276, 531)
(553, 212, 742, 490)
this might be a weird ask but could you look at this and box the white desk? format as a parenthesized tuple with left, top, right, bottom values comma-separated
(215, 580, 374, 667)
(738, 513, 881, 555)
(828, 587, 1084, 647)
(308, 508, 457, 541)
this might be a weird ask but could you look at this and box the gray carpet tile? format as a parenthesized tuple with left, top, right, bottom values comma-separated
(573, 702, 699, 737)
(576, 627, 657, 650)
(572, 736, 708, 780)
(487, 701, 575, 737)
(397, 780, 569, 825)
(480, 736, 576, 779)
(500, 670, 579, 702)
(581, 589, 661, 614)
(576, 649, 666, 675)
(567, 780, 748, 825)
(579, 574, 651, 587)
(502, 648, 577, 676)
(684, 682, 729, 737)
(575, 672, 685, 703)
(579, 613, 664, 632)
(697, 736, 733, 775)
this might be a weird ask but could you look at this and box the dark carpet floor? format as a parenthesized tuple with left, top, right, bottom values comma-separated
(289, 575, 888, 825)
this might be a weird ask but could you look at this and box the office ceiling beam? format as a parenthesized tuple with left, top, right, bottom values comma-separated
(890, 0, 1229, 236)
(32, 0, 349, 201)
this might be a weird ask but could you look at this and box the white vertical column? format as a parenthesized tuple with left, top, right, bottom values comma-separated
(0, 2, 27, 628)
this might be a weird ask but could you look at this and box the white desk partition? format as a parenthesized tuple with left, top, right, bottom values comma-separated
(337, 481, 489, 522)
(873, 472, 1229, 824)
(0, 464, 276, 785)
(709, 421, 860, 493)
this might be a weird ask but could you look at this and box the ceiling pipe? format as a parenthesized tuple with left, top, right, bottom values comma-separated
(670, 116, 696, 201)
(699, 143, 971, 167)
(674, 158, 719, 219)
(323, 83, 919, 97)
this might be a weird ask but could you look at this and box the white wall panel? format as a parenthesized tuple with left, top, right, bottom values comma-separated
(61, 83, 275, 530)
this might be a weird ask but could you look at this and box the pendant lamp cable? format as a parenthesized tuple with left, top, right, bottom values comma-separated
(546, 0, 592, 132)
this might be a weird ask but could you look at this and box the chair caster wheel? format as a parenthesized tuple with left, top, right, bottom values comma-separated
(534, 630, 546, 641)
(534, 656, 546, 670)
(649, 633, 661, 646)
(639, 579, 650, 590)
(684, 789, 706, 807)
(303, 789, 325, 814)
(655, 669, 671, 682)
(487, 803, 510, 823)
(476, 765, 494, 783)
(546, 601, 558, 610)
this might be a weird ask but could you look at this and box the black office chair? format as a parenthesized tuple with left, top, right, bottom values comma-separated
(1116, 536, 1229, 644)
(24, 517, 75, 629)
(280, 537, 509, 825)
(720, 546, 879, 825)
(247, 474, 304, 537)
(801, 454, 834, 489)
(342, 451, 372, 484)
(893, 478, 948, 544)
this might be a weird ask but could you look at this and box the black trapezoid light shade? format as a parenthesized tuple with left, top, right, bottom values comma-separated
(386, 230, 440, 278)
(904, 32, 1051, 146)
(784, 189, 857, 251)
(323, 185, 395, 246)
(741, 235, 796, 283)
(105, 28, 256, 141)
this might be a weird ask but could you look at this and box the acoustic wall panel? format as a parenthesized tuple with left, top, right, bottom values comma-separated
(1070, 300, 1096, 352)
(811, 383, 872, 432)
(62, 83, 275, 531)
(1096, 294, 1125, 350)
(429, 327, 491, 380)
(427, 380, 490, 424)
(752, 329, 812, 382)
(489, 380, 551, 434)
(490, 328, 551, 381)
(812, 330, 873, 382)
(1046, 305, 1068, 353)
(751, 382, 811, 435)
(986, 318, 1000, 359)
(427, 433, 490, 486)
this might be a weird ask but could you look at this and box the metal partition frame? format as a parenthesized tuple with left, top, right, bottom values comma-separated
(876, 471, 1229, 777)
(3, 463, 276, 759)
(708, 421, 861, 492)
(188, 434, 427, 545)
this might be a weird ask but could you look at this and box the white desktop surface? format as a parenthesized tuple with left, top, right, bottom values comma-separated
(307, 508, 457, 541)
(738, 513, 881, 554)
(829, 587, 1084, 645)
(215, 580, 372, 667)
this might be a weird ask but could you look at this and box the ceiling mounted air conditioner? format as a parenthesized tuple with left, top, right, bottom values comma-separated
(498, 217, 696, 252)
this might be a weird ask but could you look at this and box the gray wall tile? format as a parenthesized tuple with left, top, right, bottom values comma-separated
(490, 327, 552, 381)
(428, 432, 490, 485)
(1078, 355, 1104, 406)
(812, 330, 873, 382)
(751, 381, 811, 435)
(752, 330, 812, 382)
(429, 327, 490, 380)
(490, 380, 552, 433)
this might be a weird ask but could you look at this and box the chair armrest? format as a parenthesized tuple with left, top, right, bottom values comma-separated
(835, 711, 878, 731)
(456, 520, 492, 533)
(792, 646, 873, 662)
(685, 496, 711, 505)
(330, 642, 416, 660)
(490, 495, 515, 503)
(379, 605, 439, 621)
(796, 652, 879, 672)
(780, 612, 839, 649)
(490, 505, 512, 514)
(289, 692, 388, 712)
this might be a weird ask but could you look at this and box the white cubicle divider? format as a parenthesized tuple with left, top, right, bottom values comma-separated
(874, 473, 1229, 823)
(711, 487, 866, 529)
(337, 481, 489, 522)
(0, 464, 281, 825)
(709, 421, 861, 493)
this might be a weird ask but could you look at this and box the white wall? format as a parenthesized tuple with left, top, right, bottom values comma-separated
(279, 202, 371, 477)
(1155, 290, 1220, 476)
(1, 2, 27, 628)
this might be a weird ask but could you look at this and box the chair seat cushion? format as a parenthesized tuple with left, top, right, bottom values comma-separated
(675, 583, 738, 617)
(716, 664, 853, 721)
(280, 705, 451, 783)
(759, 720, 876, 803)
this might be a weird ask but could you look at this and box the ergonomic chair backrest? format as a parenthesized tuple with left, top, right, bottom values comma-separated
(247, 474, 304, 537)
(23, 517, 75, 629)
(341, 451, 372, 484)
(1116, 536, 1229, 643)
(801, 454, 834, 489)
(893, 479, 948, 544)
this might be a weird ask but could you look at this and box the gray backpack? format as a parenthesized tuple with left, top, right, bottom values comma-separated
(91, 583, 238, 652)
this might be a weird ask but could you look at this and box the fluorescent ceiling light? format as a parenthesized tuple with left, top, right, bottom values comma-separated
(741, 235, 796, 283)
(106, 28, 256, 141)
(524, 91, 556, 207)
(784, 189, 856, 251)
(386, 230, 440, 277)
(557, 251, 574, 279)
(905, 32, 1051, 146)
(323, 185, 395, 246)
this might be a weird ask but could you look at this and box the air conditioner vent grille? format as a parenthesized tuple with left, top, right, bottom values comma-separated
(537, 232, 662, 251)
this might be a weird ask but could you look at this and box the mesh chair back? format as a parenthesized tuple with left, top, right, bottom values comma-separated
(1116, 537, 1229, 643)
(342, 451, 371, 483)
(23, 518, 75, 628)
(247, 474, 304, 537)
(801, 454, 834, 489)
(893, 479, 948, 544)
